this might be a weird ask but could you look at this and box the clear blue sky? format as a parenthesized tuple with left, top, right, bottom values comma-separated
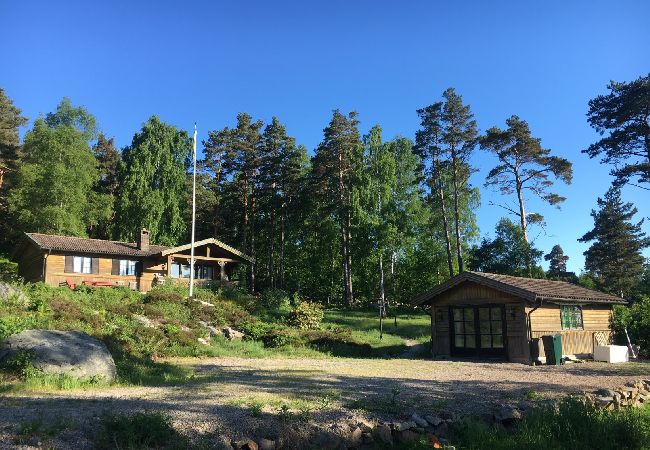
(2, 0, 649, 272)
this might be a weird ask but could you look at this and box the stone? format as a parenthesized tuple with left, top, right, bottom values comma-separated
(376, 424, 393, 445)
(414, 427, 426, 434)
(231, 439, 258, 450)
(434, 422, 449, 438)
(312, 431, 342, 450)
(0, 330, 117, 381)
(199, 320, 221, 337)
(595, 388, 616, 398)
(258, 438, 275, 450)
(595, 396, 614, 407)
(411, 413, 429, 428)
(197, 337, 210, 346)
(350, 427, 363, 445)
(0, 283, 28, 306)
(395, 430, 419, 444)
(132, 314, 155, 328)
(361, 432, 373, 444)
(425, 415, 444, 427)
(223, 327, 245, 340)
(494, 405, 522, 424)
(357, 419, 374, 432)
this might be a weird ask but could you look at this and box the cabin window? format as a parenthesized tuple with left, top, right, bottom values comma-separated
(560, 305, 583, 330)
(171, 262, 191, 278)
(73, 256, 92, 274)
(119, 260, 137, 276)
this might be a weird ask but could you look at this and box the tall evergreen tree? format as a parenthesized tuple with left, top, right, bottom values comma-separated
(90, 134, 120, 239)
(578, 187, 650, 297)
(203, 113, 263, 290)
(480, 115, 573, 272)
(9, 99, 110, 237)
(0, 88, 28, 253)
(584, 73, 650, 188)
(544, 244, 569, 277)
(312, 110, 363, 304)
(113, 116, 191, 245)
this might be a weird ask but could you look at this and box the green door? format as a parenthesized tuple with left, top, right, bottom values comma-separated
(450, 305, 506, 357)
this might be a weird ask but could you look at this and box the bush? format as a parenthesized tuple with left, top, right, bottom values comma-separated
(95, 411, 189, 449)
(262, 329, 298, 348)
(260, 288, 291, 309)
(237, 320, 274, 341)
(613, 297, 650, 356)
(290, 301, 324, 330)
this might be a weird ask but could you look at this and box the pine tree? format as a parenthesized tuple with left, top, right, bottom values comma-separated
(90, 134, 120, 239)
(0, 88, 28, 253)
(480, 115, 573, 272)
(544, 244, 569, 277)
(584, 73, 650, 188)
(113, 116, 191, 245)
(312, 110, 363, 304)
(9, 99, 110, 237)
(578, 187, 650, 297)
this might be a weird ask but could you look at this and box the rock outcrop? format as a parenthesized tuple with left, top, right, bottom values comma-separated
(0, 330, 117, 381)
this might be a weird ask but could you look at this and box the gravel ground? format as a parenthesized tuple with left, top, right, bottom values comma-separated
(1, 356, 649, 449)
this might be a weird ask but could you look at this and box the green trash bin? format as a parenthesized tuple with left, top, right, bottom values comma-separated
(542, 334, 563, 365)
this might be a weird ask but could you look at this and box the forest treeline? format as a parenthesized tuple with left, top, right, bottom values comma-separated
(1, 74, 649, 304)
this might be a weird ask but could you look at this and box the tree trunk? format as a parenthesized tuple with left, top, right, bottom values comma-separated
(279, 201, 286, 289)
(250, 186, 256, 293)
(515, 170, 531, 275)
(379, 251, 385, 317)
(434, 159, 455, 278)
(451, 153, 464, 273)
(338, 152, 354, 305)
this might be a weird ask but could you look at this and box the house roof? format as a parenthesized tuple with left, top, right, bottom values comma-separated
(21, 233, 254, 262)
(411, 271, 627, 306)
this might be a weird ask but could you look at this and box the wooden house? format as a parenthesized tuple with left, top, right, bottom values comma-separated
(411, 271, 626, 364)
(13, 229, 254, 293)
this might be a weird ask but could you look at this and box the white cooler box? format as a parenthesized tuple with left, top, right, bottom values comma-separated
(593, 345, 629, 363)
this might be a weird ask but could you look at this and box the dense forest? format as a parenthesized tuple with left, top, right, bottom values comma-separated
(1, 74, 649, 305)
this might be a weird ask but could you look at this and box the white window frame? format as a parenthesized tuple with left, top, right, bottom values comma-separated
(73, 256, 92, 274)
(119, 260, 137, 276)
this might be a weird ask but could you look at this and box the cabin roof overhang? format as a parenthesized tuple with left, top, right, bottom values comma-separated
(158, 238, 255, 263)
(411, 271, 627, 307)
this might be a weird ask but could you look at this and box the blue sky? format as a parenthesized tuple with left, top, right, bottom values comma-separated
(2, 0, 649, 272)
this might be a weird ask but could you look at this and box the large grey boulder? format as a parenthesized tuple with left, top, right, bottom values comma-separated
(0, 330, 117, 381)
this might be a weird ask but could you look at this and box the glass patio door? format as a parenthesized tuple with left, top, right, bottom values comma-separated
(451, 305, 505, 357)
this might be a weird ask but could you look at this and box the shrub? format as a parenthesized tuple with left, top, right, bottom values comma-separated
(237, 320, 274, 341)
(144, 290, 184, 304)
(262, 329, 298, 348)
(260, 288, 291, 309)
(613, 297, 650, 356)
(95, 411, 189, 449)
(290, 301, 324, 330)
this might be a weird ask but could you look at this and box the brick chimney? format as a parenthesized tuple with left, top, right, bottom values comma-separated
(137, 228, 150, 251)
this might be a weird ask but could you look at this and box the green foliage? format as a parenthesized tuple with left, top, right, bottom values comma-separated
(544, 244, 569, 277)
(584, 73, 650, 187)
(452, 398, 650, 450)
(290, 301, 324, 330)
(95, 411, 189, 450)
(9, 99, 111, 236)
(579, 187, 649, 297)
(469, 218, 544, 277)
(113, 116, 191, 246)
(262, 329, 297, 348)
(613, 298, 650, 356)
(260, 288, 291, 309)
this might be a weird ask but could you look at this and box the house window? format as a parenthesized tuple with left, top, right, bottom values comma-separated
(73, 256, 92, 274)
(119, 260, 137, 276)
(560, 306, 583, 330)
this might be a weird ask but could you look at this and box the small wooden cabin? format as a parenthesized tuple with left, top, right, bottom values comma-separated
(13, 229, 254, 293)
(412, 271, 626, 364)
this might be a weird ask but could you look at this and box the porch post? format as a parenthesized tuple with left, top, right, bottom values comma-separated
(166, 255, 172, 277)
(218, 261, 227, 281)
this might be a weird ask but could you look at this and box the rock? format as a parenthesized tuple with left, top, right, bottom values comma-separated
(199, 321, 221, 337)
(376, 424, 393, 445)
(595, 396, 614, 407)
(0, 283, 28, 306)
(361, 432, 373, 444)
(425, 415, 444, 427)
(350, 427, 363, 445)
(393, 421, 416, 431)
(395, 429, 419, 444)
(494, 405, 522, 424)
(312, 431, 343, 450)
(223, 327, 245, 340)
(197, 337, 210, 346)
(0, 330, 116, 381)
(258, 438, 275, 450)
(439, 410, 454, 420)
(132, 314, 154, 328)
(595, 388, 616, 398)
(357, 419, 374, 432)
(434, 421, 449, 438)
(232, 439, 258, 450)
(411, 413, 429, 428)
(414, 427, 426, 434)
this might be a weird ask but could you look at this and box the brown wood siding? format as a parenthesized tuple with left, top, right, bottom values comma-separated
(527, 304, 613, 357)
(430, 282, 530, 362)
(17, 244, 45, 282)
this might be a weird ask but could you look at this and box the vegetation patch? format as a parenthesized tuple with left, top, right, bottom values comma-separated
(95, 411, 190, 450)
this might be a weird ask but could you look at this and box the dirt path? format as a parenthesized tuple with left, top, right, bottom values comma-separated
(1, 357, 649, 449)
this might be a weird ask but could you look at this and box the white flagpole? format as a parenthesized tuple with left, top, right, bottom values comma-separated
(189, 123, 197, 298)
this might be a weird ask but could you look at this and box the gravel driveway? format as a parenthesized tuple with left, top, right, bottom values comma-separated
(1, 357, 649, 449)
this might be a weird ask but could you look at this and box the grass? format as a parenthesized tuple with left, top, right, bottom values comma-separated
(94, 411, 191, 450)
(451, 398, 650, 450)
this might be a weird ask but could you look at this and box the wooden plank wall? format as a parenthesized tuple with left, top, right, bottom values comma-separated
(528, 304, 613, 357)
